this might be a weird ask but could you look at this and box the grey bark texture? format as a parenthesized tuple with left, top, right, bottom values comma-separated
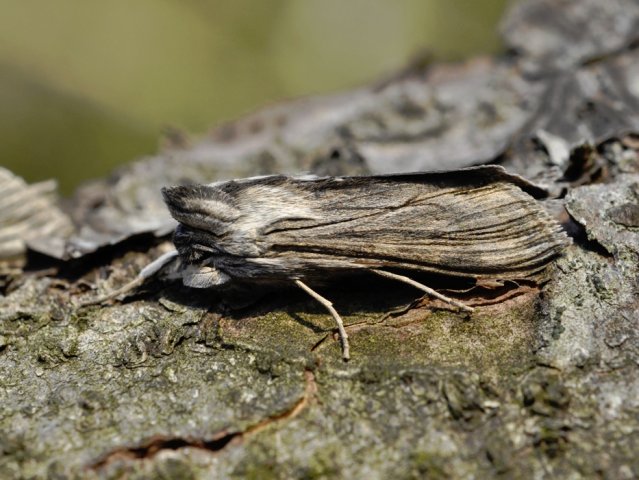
(2, 0, 639, 478)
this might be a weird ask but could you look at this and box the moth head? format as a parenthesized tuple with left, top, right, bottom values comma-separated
(169, 223, 214, 264)
(162, 184, 243, 262)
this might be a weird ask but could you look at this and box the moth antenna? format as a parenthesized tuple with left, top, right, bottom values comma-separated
(79, 277, 145, 307)
(79, 250, 180, 307)
(294, 279, 350, 361)
(370, 269, 474, 313)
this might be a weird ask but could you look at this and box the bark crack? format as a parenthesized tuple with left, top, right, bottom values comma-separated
(88, 369, 317, 471)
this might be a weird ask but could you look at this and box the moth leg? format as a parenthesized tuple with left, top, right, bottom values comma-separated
(294, 279, 350, 361)
(80, 250, 180, 307)
(370, 269, 474, 313)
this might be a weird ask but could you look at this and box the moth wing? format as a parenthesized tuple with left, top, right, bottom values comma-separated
(260, 176, 569, 280)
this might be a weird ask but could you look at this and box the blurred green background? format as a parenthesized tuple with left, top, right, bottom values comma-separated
(0, 0, 507, 194)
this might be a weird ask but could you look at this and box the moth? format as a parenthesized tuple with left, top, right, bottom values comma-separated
(86, 165, 570, 360)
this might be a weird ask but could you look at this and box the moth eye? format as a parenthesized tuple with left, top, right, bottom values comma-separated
(188, 249, 205, 263)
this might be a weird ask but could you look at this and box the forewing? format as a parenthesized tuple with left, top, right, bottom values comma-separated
(261, 173, 569, 280)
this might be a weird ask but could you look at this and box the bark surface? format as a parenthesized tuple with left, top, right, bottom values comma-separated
(1, 1, 639, 478)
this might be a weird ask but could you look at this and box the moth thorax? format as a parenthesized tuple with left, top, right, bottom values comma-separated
(195, 198, 240, 223)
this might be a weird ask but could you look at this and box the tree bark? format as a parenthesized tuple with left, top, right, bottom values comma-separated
(1, 0, 639, 478)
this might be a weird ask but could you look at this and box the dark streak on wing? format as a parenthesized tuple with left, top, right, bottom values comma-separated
(219, 165, 548, 198)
